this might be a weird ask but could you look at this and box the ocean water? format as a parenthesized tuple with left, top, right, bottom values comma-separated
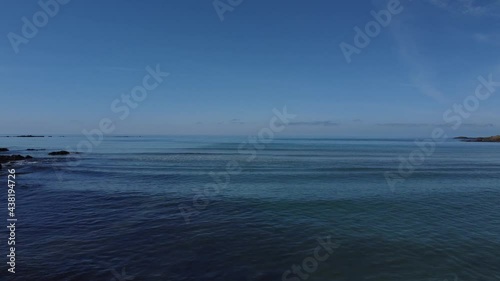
(1, 136, 499, 281)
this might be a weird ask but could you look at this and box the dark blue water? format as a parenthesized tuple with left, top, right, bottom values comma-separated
(1, 136, 499, 280)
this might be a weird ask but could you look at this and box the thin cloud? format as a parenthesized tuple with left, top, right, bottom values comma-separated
(230, 119, 245, 124)
(288, 121, 339, 127)
(461, 123, 495, 128)
(474, 33, 500, 45)
(97, 66, 145, 72)
(391, 1, 497, 104)
(378, 122, 495, 128)
(390, 21, 449, 104)
(217, 119, 245, 125)
(377, 123, 434, 128)
(426, 0, 500, 17)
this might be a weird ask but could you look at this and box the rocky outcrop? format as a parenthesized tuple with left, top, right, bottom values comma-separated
(48, 151, 71, 156)
(454, 135, 500, 142)
(0, 155, 33, 169)
(0, 155, 33, 163)
(0, 148, 9, 152)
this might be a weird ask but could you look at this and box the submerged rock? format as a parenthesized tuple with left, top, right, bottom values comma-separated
(48, 151, 71, 156)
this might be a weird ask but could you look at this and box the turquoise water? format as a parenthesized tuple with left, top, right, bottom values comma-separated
(1, 136, 499, 280)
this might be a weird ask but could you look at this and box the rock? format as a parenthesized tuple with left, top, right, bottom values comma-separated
(16, 135, 44, 138)
(0, 155, 31, 164)
(48, 151, 71, 156)
(0, 148, 9, 152)
(0, 154, 33, 169)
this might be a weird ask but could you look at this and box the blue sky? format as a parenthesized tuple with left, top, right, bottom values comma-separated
(1, 0, 499, 137)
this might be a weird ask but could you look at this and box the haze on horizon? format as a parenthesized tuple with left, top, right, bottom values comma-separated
(1, 0, 499, 138)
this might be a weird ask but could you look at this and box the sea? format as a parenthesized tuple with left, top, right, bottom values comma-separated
(0, 136, 499, 281)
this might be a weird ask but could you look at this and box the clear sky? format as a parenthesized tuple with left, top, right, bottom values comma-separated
(1, 0, 499, 137)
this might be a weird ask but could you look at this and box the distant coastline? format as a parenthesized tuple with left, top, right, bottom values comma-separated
(454, 135, 500, 142)
(1, 135, 49, 138)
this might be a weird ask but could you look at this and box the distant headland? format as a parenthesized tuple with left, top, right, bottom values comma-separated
(1, 135, 47, 138)
(454, 135, 500, 142)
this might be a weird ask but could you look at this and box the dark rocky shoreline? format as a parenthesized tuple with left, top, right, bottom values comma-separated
(454, 135, 500, 142)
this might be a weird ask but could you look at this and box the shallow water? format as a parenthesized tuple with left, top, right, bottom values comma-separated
(1, 136, 499, 280)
